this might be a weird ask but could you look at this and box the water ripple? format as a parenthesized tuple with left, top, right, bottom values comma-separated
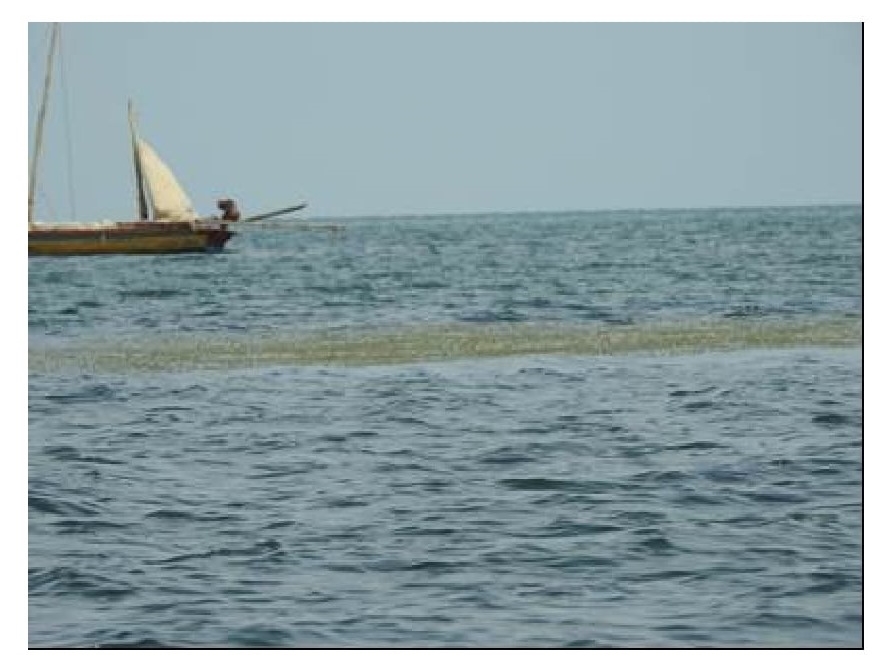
(29, 208, 861, 647)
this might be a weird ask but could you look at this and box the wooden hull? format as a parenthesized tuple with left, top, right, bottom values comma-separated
(28, 221, 234, 256)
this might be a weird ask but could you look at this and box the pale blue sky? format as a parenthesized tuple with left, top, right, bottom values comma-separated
(28, 22, 861, 219)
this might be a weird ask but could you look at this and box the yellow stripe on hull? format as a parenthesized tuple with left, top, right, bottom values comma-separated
(28, 226, 233, 256)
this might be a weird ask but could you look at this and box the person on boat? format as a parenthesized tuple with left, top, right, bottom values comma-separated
(217, 198, 241, 222)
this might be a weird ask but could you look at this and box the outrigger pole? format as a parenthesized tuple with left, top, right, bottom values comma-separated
(241, 201, 308, 223)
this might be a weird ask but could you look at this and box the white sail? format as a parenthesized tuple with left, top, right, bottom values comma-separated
(136, 138, 199, 222)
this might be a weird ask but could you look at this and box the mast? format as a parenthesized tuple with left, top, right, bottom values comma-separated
(28, 23, 60, 224)
(128, 100, 150, 220)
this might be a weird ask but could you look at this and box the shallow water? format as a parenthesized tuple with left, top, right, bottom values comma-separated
(29, 206, 862, 647)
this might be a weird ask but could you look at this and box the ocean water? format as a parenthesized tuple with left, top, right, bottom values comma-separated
(28, 206, 862, 647)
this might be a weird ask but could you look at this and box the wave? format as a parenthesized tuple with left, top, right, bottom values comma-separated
(28, 316, 859, 373)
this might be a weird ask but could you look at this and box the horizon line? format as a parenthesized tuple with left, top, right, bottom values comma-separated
(307, 201, 862, 222)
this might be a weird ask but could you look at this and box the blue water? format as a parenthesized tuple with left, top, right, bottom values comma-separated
(28, 206, 862, 647)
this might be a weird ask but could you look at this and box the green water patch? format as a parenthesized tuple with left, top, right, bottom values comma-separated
(29, 316, 860, 373)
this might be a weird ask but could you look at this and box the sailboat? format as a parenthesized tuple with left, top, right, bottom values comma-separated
(28, 24, 235, 255)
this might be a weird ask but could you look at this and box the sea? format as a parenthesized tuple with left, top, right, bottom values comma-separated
(28, 206, 862, 648)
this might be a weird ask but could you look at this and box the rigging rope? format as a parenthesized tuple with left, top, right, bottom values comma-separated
(36, 184, 58, 222)
(58, 28, 77, 220)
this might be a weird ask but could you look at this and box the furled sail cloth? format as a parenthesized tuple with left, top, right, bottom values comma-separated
(136, 138, 199, 222)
